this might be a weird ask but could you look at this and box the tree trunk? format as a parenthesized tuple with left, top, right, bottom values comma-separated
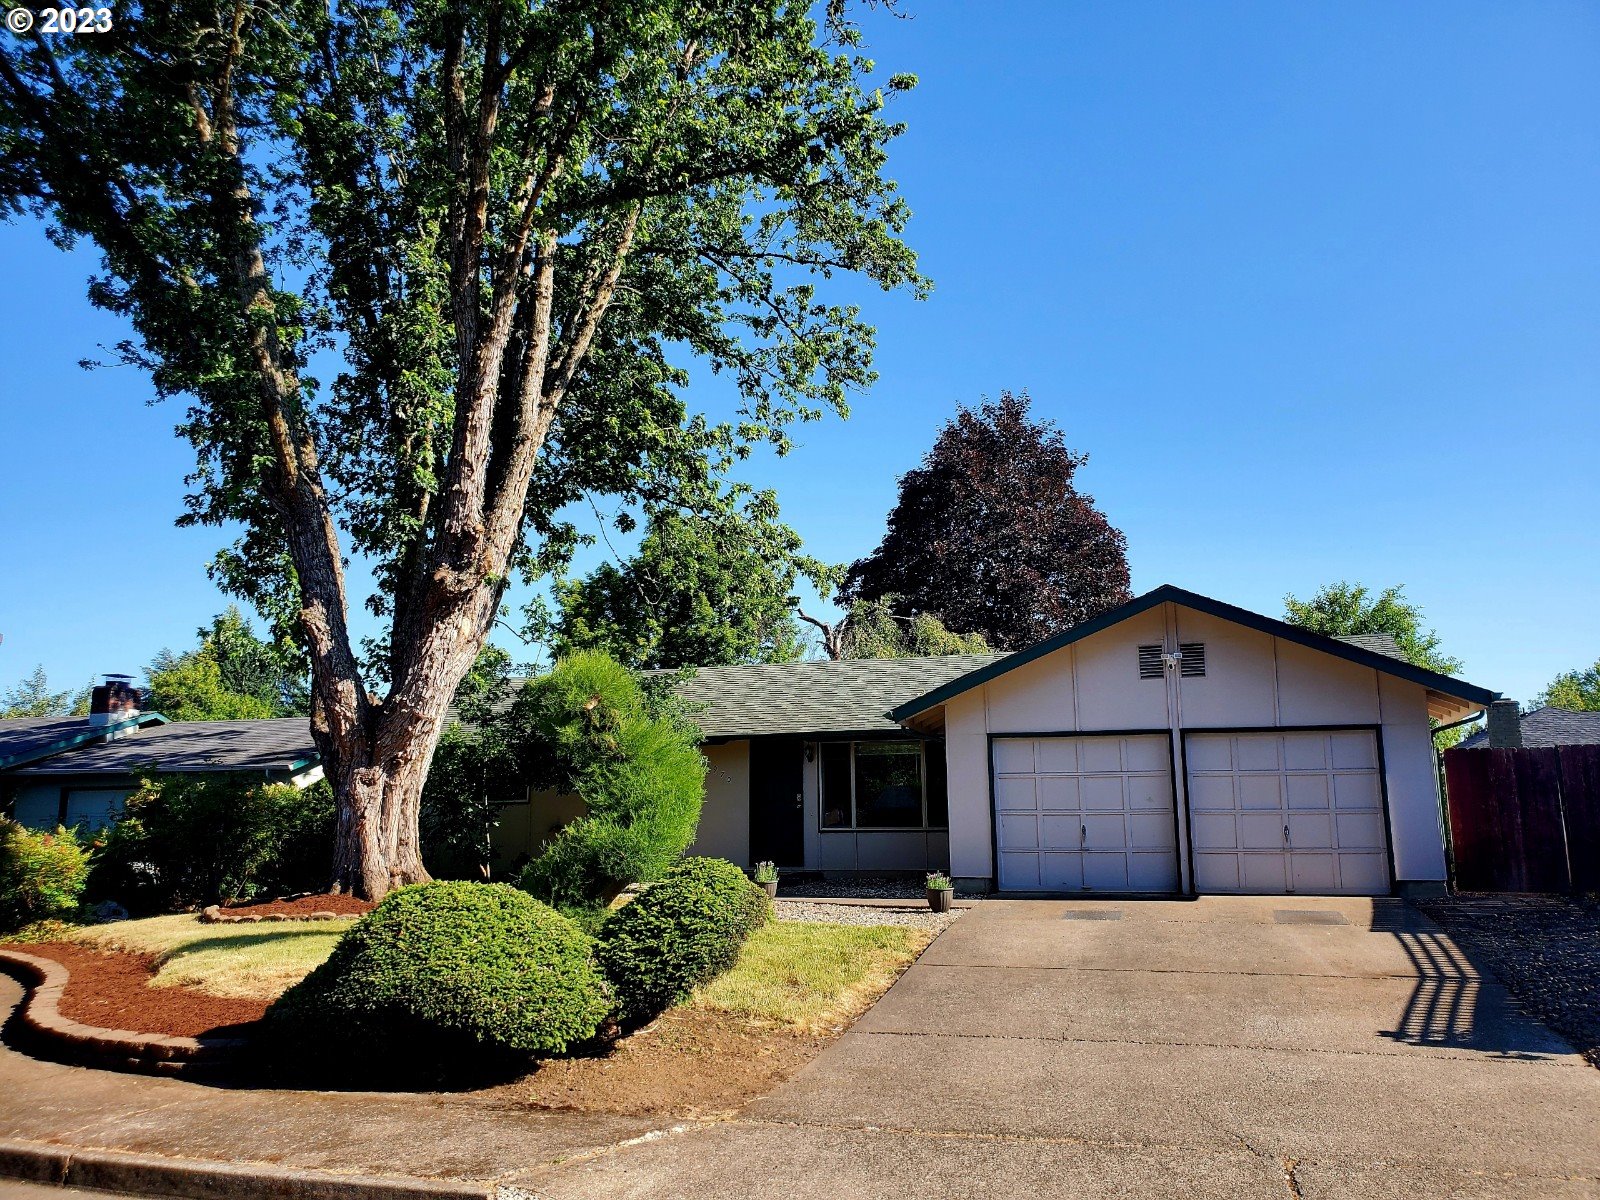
(328, 742, 433, 899)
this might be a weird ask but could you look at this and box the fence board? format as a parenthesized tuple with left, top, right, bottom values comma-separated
(1557, 745, 1600, 893)
(1444, 743, 1600, 894)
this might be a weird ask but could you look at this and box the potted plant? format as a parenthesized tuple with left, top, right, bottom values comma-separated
(753, 861, 779, 900)
(925, 871, 954, 913)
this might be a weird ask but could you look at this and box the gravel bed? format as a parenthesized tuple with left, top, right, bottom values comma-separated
(775, 875, 977, 901)
(1416, 894, 1600, 1068)
(774, 898, 962, 932)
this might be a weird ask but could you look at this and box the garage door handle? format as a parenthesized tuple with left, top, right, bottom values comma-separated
(1284, 823, 1291, 846)
(1081, 823, 1087, 847)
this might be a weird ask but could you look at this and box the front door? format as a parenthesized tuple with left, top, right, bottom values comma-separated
(749, 736, 805, 867)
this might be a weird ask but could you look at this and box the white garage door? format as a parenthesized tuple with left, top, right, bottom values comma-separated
(994, 735, 1178, 893)
(1186, 730, 1390, 895)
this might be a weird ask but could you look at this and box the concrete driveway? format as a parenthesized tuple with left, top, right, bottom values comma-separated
(527, 897, 1600, 1199)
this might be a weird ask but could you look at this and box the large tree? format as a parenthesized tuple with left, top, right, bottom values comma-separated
(1282, 582, 1462, 676)
(533, 493, 812, 669)
(1, 1, 920, 895)
(840, 391, 1130, 650)
(1535, 658, 1600, 711)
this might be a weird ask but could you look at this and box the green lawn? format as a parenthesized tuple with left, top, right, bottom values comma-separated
(692, 920, 930, 1031)
(62, 911, 929, 1024)
(72, 915, 354, 1001)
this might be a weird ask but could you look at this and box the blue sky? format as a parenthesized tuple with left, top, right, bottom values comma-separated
(1, 0, 1596, 706)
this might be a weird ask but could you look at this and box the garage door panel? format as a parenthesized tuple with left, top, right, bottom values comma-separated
(1190, 812, 1238, 850)
(997, 812, 1040, 850)
(1080, 776, 1128, 810)
(1186, 775, 1235, 810)
(993, 735, 1175, 893)
(1338, 853, 1389, 893)
(1334, 773, 1381, 809)
(1082, 813, 1127, 849)
(1040, 813, 1082, 847)
(995, 777, 1038, 812)
(1285, 775, 1330, 809)
(993, 740, 1036, 774)
(1288, 812, 1333, 849)
(1282, 733, 1329, 771)
(1186, 737, 1233, 772)
(1335, 811, 1386, 849)
(1184, 731, 1390, 896)
(1038, 776, 1081, 810)
(1128, 811, 1175, 849)
(1036, 740, 1078, 773)
(1235, 735, 1282, 771)
(1291, 853, 1337, 892)
(1082, 853, 1129, 891)
(1240, 854, 1289, 891)
(1239, 776, 1282, 810)
(1040, 852, 1081, 889)
(1331, 731, 1379, 770)
(999, 852, 1040, 889)
(1193, 854, 1239, 891)
(1240, 812, 1286, 849)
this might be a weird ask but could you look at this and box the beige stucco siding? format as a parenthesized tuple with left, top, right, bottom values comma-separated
(688, 741, 750, 866)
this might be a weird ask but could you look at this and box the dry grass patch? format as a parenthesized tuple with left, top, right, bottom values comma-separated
(72, 914, 352, 1001)
(691, 919, 931, 1032)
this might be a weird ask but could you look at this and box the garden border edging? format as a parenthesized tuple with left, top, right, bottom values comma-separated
(0, 949, 246, 1077)
(0, 1136, 496, 1200)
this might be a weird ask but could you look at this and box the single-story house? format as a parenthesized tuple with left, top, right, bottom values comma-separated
(0, 677, 321, 830)
(496, 584, 1498, 897)
(1457, 705, 1600, 750)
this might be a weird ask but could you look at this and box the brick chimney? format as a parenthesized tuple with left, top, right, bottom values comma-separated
(88, 674, 140, 729)
(1486, 699, 1523, 749)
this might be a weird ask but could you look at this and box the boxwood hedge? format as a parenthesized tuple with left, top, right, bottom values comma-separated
(262, 881, 611, 1082)
(595, 857, 769, 1023)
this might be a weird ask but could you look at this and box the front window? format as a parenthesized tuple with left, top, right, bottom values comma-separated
(820, 740, 947, 830)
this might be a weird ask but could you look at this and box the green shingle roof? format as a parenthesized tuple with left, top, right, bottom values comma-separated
(670, 654, 1006, 739)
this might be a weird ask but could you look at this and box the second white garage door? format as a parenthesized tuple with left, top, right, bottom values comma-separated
(994, 734, 1178, 893)
(1185, 730, 1391, 895)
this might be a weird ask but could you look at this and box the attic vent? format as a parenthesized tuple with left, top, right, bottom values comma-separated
(1179, 642, 1206, 677)
(1137, 645, 1163, 680)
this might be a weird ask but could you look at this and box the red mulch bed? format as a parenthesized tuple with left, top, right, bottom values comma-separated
(8, 943, 265, 1039)
(221, 893, 374, 918)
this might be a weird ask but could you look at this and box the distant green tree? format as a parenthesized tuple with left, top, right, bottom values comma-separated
(1, 666, 74, 718)
(537, 500, 811, 669)
(800, 594, 991, 659)
(146, 653, 274, 722)
(1283, 583, 1463, 675)
(146, 608, 309, 720)
(1535, 658, 1600, 711)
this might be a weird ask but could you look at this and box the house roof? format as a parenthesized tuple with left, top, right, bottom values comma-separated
(0, 713, 166, 771)
(1458, 706, 1600, 750)
(7, 718, 320, 777)
(888, 585, 1499, 724)
(1334, 632, 1408, 662)
(672, 654, 1007, 739)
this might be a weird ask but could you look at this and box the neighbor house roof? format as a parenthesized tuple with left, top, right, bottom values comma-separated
(888, 585, 1499, 725)
(1334, 632, 1409, 662)
(672, 654, 1007, 740)
(0, 713, 167, 771)
(1458, 706, 1600, 750)
(7, 717, 319, 777)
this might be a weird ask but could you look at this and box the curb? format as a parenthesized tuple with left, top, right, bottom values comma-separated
(0, 1138, 495, 1200)
(0, 950, 246, 1077)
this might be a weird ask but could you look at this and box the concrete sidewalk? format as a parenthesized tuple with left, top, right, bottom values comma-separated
(2, 899, 1598, 1198)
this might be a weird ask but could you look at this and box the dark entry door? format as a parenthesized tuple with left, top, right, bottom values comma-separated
(749, 737, 805, 867)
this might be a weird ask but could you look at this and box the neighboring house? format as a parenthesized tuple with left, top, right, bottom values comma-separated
(1457, 705, 1600, 750)
(493, 584, 1497, 898)
(0, 678, 321, 831)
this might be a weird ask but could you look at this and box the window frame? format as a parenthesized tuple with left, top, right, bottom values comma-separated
(818, 739, 946, 832)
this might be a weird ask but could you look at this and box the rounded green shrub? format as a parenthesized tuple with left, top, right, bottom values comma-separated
(595, 857, 770, 1024)
(263, 881, 611, 1082)
(0, 820, 90, 931)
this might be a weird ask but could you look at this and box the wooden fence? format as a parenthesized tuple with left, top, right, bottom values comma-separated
(1443, 745, 1600, 893)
